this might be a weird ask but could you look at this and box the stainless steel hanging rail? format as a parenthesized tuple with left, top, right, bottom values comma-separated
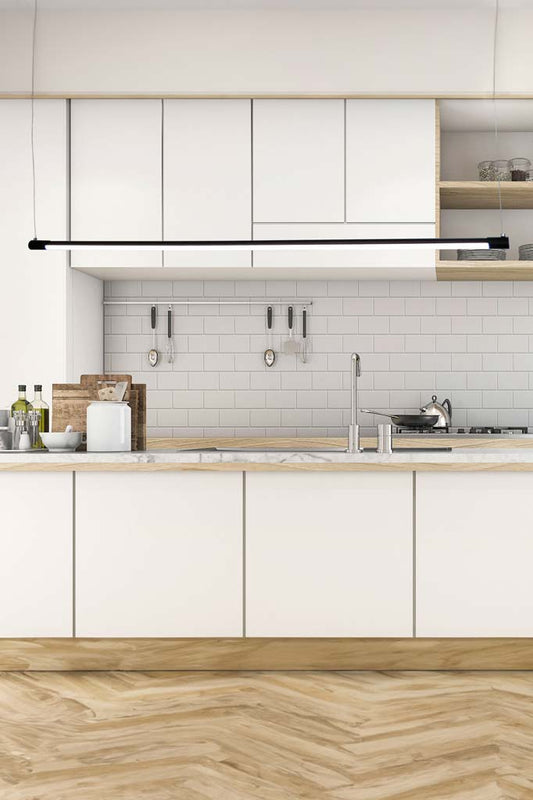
(103, 299, 313, 306)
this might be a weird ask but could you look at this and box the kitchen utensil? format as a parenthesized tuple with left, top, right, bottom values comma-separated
(166, 306, 174, 364)
(148, 305, 159, 367)
(284, 306, 299, 354)
(301, 306, 308, 363)
(264, 305, 276, 367)
(361, 409, 440, 428)
(86, 401, 131, 452)
(40, 431, 83, 452)
(420, 395, 452, 428)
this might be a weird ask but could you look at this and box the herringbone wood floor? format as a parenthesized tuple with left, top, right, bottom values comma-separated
(1, 671, 532, 799)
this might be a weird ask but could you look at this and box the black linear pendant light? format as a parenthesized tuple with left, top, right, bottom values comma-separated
(29, 237, 509, 252)
(27, 0, 508, 257)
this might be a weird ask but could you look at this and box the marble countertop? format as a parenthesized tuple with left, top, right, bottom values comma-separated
(2, 447, 533, 471)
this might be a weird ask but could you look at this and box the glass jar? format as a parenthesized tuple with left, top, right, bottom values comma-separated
(478, 160, 495, 181)
(526, 169, 533, 182)
(510, 157, 531, 181)
(493, 159, 511, 181)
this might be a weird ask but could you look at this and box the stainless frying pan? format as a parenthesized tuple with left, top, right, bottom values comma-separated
(361, 409, 439, 428)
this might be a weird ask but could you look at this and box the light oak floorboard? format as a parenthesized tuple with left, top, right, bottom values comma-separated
(1, 671, 533, 799)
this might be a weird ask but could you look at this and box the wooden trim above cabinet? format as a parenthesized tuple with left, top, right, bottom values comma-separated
(1, 638, 533, 671)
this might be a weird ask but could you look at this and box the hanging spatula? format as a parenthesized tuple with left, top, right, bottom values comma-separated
(283, 305, 299, 355)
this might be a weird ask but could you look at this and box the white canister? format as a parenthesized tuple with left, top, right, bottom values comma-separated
(87, 401, 131, 452)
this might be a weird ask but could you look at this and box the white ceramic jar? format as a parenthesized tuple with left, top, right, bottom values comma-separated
(87, 401, 131, 452)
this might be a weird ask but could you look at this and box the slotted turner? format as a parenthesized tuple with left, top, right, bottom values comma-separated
(283, 306, 299, 354)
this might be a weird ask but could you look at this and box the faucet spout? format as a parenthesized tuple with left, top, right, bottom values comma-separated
(347, 352, 363, 453)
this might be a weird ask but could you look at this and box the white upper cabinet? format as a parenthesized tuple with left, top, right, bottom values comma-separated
(0, 473, 72, 637)
(246, 472, 413, 637)
(417, 472, 533, 637)
(346, 99, 436, 223)
(253, 99, 345, 223)
(71, 99, 162, 268)
(163, 99, 251, 268)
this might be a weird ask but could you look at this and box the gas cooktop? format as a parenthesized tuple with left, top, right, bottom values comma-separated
(395, 426, 530, 436)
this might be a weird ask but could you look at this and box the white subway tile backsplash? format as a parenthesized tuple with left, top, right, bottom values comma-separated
(104, 280, 533, 437)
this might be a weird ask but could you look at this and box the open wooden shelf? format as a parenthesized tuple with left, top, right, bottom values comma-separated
(437, 260, 533, 281)
(440, 181, 533, 209)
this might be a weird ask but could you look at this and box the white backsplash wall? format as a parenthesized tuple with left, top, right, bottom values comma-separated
(104, 279, 533, 438)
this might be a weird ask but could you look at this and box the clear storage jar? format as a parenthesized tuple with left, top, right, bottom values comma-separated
(493, 159, 511, 181)
(526, 170, 533, 182)
(510, 157, 531, 181)
(478, 160, 495, 181)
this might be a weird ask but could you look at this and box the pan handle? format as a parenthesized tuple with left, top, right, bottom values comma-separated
(360, 409, 392, 418)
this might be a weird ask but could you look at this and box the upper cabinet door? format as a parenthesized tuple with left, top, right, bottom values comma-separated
(346, 99, 436, 223)
(71, 99, 162, 268)
(253, 99, 344, 223)
(164, 100, 251, 268)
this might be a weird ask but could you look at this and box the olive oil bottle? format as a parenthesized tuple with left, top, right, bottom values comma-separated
(11, 385, 30, 416)
(29, 384, 50, 448)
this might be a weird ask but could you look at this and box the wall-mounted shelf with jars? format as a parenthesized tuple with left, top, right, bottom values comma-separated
(436, 99, 533, 281)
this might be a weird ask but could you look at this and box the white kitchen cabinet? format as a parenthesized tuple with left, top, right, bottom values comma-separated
(0, 99, 102, 407)
(71, 99, 162, 269)
(417, 472, 533, 636)
(253, 99, 344, 223)
(245, 472, 413, 637)
(252, 223, 436, 278)
(164, 99, 251, 268)
(75, 472, 243, 637)
(0, 473, 72, 637)
(346, 99, 436, 223)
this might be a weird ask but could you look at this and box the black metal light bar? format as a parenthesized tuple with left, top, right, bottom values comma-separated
(28, 236, 510, 252)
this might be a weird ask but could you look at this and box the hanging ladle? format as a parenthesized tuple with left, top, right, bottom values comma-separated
(148, 305, 159, 367)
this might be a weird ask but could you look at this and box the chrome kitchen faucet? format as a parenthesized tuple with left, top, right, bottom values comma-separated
(347, 352, 363, 454)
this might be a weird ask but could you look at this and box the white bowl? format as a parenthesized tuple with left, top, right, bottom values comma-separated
(40, 432, 83, 452)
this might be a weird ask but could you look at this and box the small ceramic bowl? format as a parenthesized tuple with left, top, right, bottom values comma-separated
(40, 432, 82, 452)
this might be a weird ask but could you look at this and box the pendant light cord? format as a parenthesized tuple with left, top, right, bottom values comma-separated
(491, 0, 505, 237)
(30, 0, 38, 240)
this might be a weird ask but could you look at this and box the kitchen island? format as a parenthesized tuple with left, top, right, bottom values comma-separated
(2, 443, 533, 671)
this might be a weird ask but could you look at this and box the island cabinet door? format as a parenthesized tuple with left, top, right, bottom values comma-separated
(245, 472, 413, 637)
(417, 472, 533, 637)
(75, 472, 243, 637)
(0, 473, 73, 637)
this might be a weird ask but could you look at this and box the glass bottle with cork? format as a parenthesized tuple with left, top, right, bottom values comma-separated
(29, 384, 50, 448)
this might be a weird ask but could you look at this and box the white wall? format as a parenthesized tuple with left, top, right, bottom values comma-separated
(1, 7, 532, 96)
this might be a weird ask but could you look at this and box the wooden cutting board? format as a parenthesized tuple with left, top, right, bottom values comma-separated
(52, 375, 146, 451)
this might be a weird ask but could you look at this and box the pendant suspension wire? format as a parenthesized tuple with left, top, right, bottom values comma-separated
(492, 0, 505, 237)
(30, 0, 38, 240)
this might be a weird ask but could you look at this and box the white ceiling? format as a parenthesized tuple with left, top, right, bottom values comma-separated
(2, 0, 532, 9)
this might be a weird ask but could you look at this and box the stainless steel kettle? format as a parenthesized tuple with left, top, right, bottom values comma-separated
(420, 395, 452, 428)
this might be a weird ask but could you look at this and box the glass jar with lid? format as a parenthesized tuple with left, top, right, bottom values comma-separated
(510, 157, 531, 181)
(493, 159, 511, 181)
(478, 160, 495, 181)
